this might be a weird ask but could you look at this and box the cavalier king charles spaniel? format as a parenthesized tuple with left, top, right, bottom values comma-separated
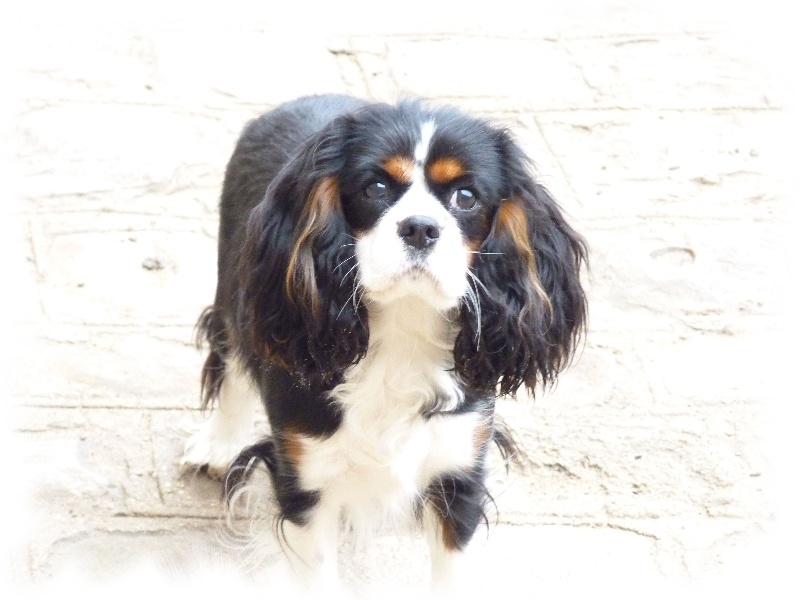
(182, 94, 587, 593)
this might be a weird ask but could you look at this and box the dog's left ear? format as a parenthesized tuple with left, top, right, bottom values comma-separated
(236, 115, 369, 386)
(455, 130, 588, 396)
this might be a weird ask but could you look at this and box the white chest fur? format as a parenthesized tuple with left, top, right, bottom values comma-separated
(292, 298, 487, 533)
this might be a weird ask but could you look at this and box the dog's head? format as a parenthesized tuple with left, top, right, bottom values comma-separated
(239, 100, 587, 394)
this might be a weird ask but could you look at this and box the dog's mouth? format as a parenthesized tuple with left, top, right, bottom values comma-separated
(395, 256, 448, 284)
(365, 261, 462, 309)
(403, 259, 437, 277)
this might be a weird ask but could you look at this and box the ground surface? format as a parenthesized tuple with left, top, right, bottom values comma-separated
(1, 1, 796, 598)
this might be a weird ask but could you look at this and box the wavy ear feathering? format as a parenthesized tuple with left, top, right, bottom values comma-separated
(236, 117, 369, 387)
(455, 130, 588, 396)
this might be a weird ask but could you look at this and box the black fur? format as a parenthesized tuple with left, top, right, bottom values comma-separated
(426, 467, 491, 550)
(224, 438, 320, 527)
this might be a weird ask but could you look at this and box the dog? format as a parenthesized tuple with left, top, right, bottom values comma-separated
(182, 94, 587, 592)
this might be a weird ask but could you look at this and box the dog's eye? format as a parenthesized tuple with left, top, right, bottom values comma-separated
(364, 181, 389, 201)
(450, 188, 477, 210)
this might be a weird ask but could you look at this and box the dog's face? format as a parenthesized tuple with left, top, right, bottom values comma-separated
(239, 101, 587, 394)
(342, 118, 503, 310)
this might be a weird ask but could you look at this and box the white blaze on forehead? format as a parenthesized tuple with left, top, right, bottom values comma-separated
(414, 120, 436, 164)
(354, 118, 470, 309)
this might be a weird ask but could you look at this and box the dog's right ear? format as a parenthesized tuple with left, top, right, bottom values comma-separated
(454, 129, 587, 396)
(237, 116, 369, 386)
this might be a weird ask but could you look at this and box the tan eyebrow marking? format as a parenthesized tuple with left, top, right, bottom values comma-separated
(382, 155, 415, 184)
(428, 157, 466, 185)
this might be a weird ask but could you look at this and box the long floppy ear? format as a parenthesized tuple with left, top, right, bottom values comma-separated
(237, 118, 368, 386)
(455, 131, 587, 396)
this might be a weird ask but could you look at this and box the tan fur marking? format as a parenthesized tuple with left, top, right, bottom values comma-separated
(496, 200, 553, 315)
(428, 157, 466, 185)
(473, 419, 493, 456)
(383, 156, 414, 184)
(436, 511, 460, 551)
(282, 428, 305, 470)
(465, 237, 483, 267)
(285, 177, 340, 316)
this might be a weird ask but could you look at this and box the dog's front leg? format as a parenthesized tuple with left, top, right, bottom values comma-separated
(280, 499, 342, 593)
(182, 358, 259, 478)
(423, 506, 469, 596)
(423, 470, 488, 596)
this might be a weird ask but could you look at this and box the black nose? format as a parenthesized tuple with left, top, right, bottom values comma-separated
(398, 216, 441, 250)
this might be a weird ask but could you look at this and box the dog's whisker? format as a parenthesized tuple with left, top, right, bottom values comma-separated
(466, 267, 491, 296)
(338, 275, 365, 321)
(334, 254, 357, 272)
(338, 290, 358, 321)
(464, 270, 484, 345)
(340, 260, 360, 283)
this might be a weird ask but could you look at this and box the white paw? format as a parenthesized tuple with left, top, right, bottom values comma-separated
(181, 417, 251, 479)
